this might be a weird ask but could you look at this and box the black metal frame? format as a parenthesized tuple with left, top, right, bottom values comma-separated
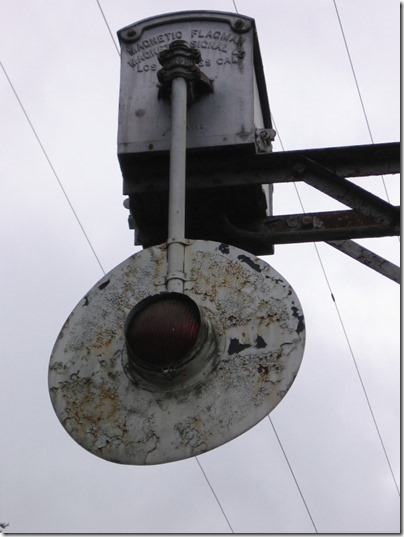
(126, 142, 400, 282)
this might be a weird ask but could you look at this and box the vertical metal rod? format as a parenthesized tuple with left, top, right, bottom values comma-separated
(166, 76, 188, 293)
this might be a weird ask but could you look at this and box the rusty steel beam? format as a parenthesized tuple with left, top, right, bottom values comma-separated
(191, 141, 400, 188)
(125, 142, 400, 193)
(216, 208, 400, 255)
(262, 208, 400, 244)
(326, 239, 400, 284)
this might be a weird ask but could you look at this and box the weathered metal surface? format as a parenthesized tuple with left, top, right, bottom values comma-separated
(49, 240, 305, 465)
(123, 142, 400, 193)
(127, 206, 399, 257)
(255, 128, 276, 153)
(118, 11, 274, 252)
(124, 141, 398, 256)
(117, 11, 271, 158)
(259, 208, 399, 244)
(208, 208, 399, 255)
(157, 39, 213, 102)
(326, 239, 400, 284)
(165, 73, 188, 293)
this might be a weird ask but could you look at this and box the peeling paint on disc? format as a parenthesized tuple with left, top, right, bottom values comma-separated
(48, 240, 305, 465)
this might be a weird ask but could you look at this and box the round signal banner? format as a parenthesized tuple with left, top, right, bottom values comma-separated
(49, 240, 305, 465)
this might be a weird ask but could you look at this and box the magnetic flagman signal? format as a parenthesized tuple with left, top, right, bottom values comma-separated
(49, 11, 305, 465)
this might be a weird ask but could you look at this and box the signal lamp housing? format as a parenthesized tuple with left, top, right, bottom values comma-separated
(124, 292, 217, 388)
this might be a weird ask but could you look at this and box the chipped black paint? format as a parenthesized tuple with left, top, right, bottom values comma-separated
(98, 279, 110, 290)
(228, 338, 251, 355)
(255, 335, 267, 349)
(291, 306, 305, 334)
(237, 254, 262, 272)
(219, 243, 230, 254)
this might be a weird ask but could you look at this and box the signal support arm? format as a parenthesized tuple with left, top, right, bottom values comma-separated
(216, 142, 400, 282)
(126, 139, 400, 283)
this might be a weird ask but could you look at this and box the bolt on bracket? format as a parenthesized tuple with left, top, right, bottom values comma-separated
(255, 128, 276, 153)
(157, 40, 213, 103)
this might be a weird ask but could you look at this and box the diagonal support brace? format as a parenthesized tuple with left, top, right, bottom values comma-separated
(292, 157, 398, 227)
(326, 239, 400, 284)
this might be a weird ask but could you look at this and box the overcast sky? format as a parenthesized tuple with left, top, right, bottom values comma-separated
(0, 0, 400, 533)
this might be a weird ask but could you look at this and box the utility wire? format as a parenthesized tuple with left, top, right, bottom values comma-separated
(332, 0, 391, 203)
(195, 457, 235, 533)
(271, 111, 400, 496)
(333, 0, 374, 143)
(240, 0, 324, 520)
(327, 2, 399, 492)
(2, 35, 235, 534)
(0, 61, 106, 276)
(230, 2, 318, 525)
(320, 264, 401, 497)
(2, 40, 235, 530)
(3, 41, 235, 531)
(258, 115, 319, 531)
(96, 0, 120, 56)
(2, 46, 237, 531)
(268, 417, 318, 533)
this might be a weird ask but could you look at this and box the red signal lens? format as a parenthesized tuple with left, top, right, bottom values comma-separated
(125, 294, 201, 369)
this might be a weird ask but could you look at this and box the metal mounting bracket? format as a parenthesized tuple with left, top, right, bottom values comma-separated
(157, 40, 213, 103)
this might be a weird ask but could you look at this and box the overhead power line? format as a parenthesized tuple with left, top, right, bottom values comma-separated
(96, 0, 120, 56)
(269, 115, 322, 532)
(271, 109, 400, 497)
(230, 1, 319, 520)
(332, 0, 391, 203)
(332, 0, 374, 144)
(2, 50, 237, 531)
(324, 269, 400, 497)
(196, 457, 235, 533)
(0, 61, 106, 276)
(330, 1, 400, 495)
(2, 46, 236, 530)
(268, 417, 318, 533)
